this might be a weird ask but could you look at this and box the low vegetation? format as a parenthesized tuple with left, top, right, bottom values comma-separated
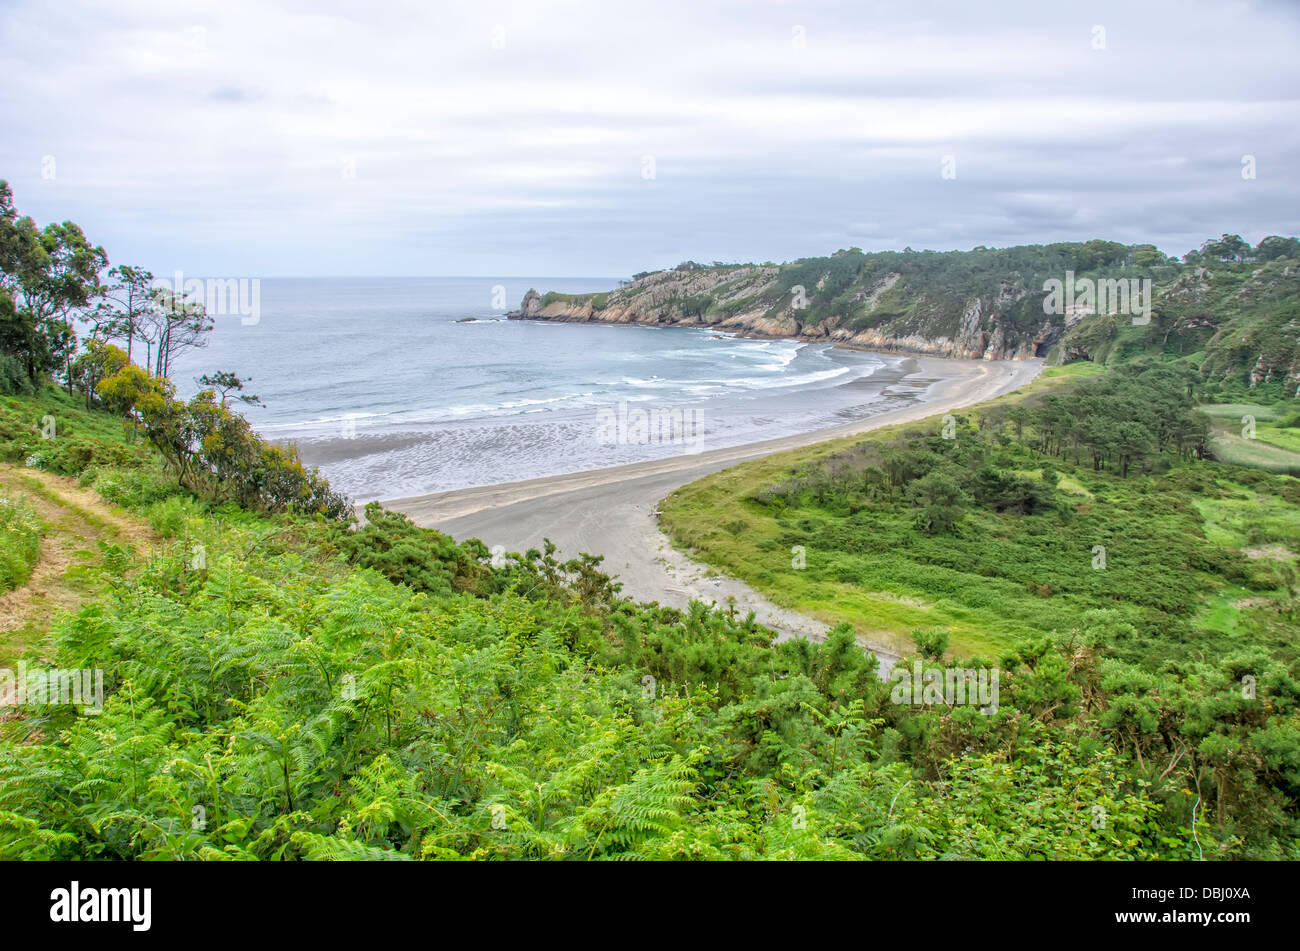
(0, 495, 41, 592)
(1200, 401, 1300, 476)
(0, 358, 1291, 858)
(661, 362, 1300, 857)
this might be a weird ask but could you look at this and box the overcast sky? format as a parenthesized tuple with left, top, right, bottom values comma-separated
(1, 0, 1298, 277)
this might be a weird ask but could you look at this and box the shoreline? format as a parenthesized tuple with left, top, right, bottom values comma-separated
(289, 330, 919, 484)
(381, 354, 967, 517)
(384, 354, 1044, 664)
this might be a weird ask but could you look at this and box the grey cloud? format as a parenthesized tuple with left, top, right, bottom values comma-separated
(0, 0, 1296, 276)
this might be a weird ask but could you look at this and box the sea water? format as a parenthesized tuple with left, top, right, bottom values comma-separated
(169, 277, 926, 501)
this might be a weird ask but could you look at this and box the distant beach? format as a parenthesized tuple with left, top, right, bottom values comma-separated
(385, 355, 1044, 657)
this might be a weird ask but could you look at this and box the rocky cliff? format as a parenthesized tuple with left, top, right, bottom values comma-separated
(510, 248, 1072, 360)
(509, 243, 1300, 392)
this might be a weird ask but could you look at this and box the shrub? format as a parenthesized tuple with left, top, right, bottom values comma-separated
(336, 502, 489, 597)
(40, 436, 137, 476)
(911, 626, 951, 660)
(91, 468, 178, 508)
(96, 369, 353, 521)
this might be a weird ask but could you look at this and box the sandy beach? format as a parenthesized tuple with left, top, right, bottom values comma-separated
(384, 354, 1043, 662)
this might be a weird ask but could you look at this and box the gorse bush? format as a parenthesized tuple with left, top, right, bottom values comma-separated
(336, 503, 491, 598)
(97, 366, 351, 521)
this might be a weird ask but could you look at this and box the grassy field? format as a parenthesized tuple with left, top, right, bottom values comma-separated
(1201, 402, 1300, 475)
(657, 364, 1105, 656)
(1200, 403, 1289, 423)
(657, 365, 1112, 656)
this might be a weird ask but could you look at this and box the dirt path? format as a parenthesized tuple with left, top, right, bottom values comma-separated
(0, 465, 154, 661)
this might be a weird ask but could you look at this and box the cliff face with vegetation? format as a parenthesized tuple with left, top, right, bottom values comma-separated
(514, 258, 1054, 360)
(512, 240, 1300, 393)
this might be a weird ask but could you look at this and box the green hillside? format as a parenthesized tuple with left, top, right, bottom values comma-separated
(659, 362, 1300, 858)
(518, 235, 1300, 394)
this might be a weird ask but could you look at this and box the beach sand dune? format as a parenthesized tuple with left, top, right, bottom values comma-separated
(386, 356, 1043, 668)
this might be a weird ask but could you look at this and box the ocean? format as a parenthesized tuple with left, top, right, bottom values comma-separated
(168, 277, 930, 502)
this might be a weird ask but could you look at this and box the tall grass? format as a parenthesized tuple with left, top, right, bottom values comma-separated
(0, 496, 42, 591)
(1208, 432, 1300, 476)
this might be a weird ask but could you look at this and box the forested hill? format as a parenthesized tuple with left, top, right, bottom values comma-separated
(512, 236, 1300, 396)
